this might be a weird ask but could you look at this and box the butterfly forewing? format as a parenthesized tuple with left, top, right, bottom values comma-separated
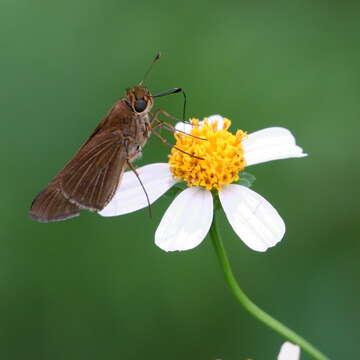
(60, 128, 128, 211)
(30, 127, 129, 222)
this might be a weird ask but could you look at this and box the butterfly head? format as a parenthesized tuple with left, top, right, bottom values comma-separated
(126, 86, 154, 114)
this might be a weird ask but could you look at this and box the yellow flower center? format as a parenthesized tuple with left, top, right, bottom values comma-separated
(169, 118, 247, 190)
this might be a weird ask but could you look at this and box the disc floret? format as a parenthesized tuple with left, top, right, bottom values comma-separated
(169, 118, 247, 190)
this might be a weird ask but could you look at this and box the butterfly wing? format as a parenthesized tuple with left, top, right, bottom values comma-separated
(60, 128, 128, 211)
(30, 128, 129, 222)
(29, 181, 80, 223)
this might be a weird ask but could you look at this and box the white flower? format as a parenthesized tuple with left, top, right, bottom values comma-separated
(277, 342, 301, 360)
(99, 115, 307, 252)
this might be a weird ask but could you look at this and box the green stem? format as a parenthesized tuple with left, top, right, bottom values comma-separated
(209, 213, 330, 360)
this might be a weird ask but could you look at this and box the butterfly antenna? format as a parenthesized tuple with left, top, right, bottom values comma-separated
(139, 52, 161, 86)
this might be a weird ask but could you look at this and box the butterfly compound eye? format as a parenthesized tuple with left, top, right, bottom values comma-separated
(134, 99, 147, 112)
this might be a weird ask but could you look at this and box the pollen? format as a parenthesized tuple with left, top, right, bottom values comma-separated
(169, 118, 247, 191)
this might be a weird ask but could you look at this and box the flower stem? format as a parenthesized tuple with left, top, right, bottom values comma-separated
(209, 213, 330, 360)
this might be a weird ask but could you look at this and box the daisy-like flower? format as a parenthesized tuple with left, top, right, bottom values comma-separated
(278, 342, 301, 360)
(99, 115, 307, 252)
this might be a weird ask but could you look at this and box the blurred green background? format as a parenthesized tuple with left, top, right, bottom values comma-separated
(1, 0, 360, 359)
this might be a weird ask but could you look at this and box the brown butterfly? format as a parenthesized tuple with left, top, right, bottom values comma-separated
(29, 53, 184, 222)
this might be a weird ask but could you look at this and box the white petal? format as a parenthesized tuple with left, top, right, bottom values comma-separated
(219, 184, 285, 252)
(207, 114, 225, 130)
(99, 163, 178, 216)
(155, 187, 213, 252)
(175, 114, 225, 134)
(175, 121, 193, 134)
(278, 342, 301, 360)
(242, 127, 307, 166)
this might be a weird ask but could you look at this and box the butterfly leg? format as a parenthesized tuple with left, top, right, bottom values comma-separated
(150, 118, 207, 141)
(123, 138, 152, 217)
(150, 109, 196, 129)
(151, 129, 204, 160)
